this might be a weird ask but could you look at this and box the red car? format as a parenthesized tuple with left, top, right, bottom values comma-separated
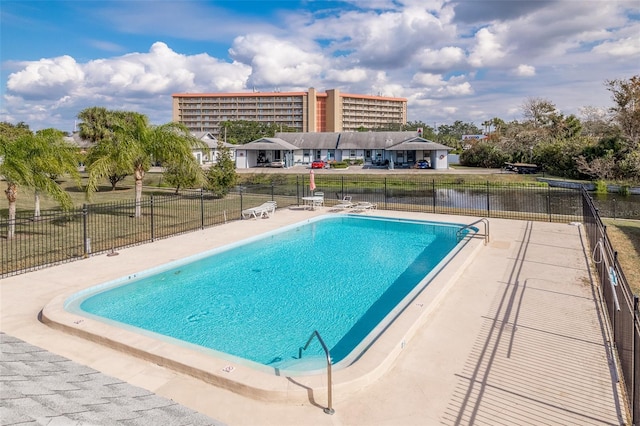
(311, 160, 325, 169)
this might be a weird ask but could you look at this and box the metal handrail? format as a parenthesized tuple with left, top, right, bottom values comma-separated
(456, 217, 490, 244)
(298, 330, 334, 415)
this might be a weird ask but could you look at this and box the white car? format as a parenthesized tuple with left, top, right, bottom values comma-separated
(269, 160, 285, 168)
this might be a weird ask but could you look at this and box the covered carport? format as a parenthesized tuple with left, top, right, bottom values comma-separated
(386, 138, 453, 170)
(275, 132, 341, 164)
(234, 138, 299, 169)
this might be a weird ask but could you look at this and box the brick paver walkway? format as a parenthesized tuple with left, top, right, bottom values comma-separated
(0, 332, 224, 426)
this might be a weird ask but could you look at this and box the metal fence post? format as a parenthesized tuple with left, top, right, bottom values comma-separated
(547, 186, 552, 222)
(150, 195, 155, 242)
(384, 178, 387, 209)
(432, 180, 436, 213)
(82, 204, 89, 257)
(486, 181, 490, 217)
(200, 188, 205, 230)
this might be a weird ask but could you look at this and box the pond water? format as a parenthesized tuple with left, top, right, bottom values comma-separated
(589, 193, 640, 220)
(242, 180, 640, 220)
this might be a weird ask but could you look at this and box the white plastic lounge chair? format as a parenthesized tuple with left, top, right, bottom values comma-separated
(242, 201, 277, 219)
(331, 196, 354, 211)
(253, 201, 277, 218)
(351, 202, 377, 213)
(261, 201, 277, 218)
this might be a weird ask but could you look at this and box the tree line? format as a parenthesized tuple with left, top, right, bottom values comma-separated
(460, 76, 639, 184)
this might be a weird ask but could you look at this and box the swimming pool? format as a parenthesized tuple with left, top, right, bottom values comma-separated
(64, 215, 475, 375)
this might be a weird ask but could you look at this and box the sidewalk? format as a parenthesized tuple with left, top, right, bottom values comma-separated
(0, 209, 627, 425)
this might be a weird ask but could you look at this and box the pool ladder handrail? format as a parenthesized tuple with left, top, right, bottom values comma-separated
(298, 330, 334, 415)
(457, 218, 490, 244)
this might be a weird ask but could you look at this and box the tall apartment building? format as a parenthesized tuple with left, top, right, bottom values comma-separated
(172, 88, 407, 136)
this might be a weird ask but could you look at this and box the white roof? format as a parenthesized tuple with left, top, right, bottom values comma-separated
(238, 137, 299, 151)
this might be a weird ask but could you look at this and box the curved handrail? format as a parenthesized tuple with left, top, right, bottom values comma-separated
(298, 330, 334, 415)
(593, 238, 621, 311)
(456, 217, 490, 244)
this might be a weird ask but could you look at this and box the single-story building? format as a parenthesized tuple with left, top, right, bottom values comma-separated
(65, 131, 236, 167)
(232, 137, 299, 169)
(233, 131, 453, 170)
(191, 132, 236, 166)
(66, 130, 453, 170)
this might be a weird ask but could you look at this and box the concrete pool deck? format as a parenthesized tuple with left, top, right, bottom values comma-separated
(0, 208, 628, 425)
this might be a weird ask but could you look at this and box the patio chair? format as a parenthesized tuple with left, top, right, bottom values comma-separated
(351, 202, 377, 213)
(330, 196, 354, 211)
(242, 201, 277, 219)
(312, 192, 324, 208)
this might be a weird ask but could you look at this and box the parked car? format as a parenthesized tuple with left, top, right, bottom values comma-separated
(416, 160, 430, 169)
(269, 160, 285, 168)
(311, 160, 325, 169)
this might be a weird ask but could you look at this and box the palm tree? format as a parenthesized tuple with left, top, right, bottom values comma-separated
(31, 128, 82, 219)
(82, 109, 207, 217)
(78, 107, 130, 190)
(125, 116, 207, 217)
(0, 129, 80, 239)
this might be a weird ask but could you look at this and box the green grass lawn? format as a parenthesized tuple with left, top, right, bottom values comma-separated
(1, 172, 175, 214)
(604, 218, 640, 294)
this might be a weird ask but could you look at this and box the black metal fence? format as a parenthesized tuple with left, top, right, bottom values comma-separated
(1, 177, 587, 278)
(0, 177, 637, 420)
(582, 187, 639, 424)
(264, 174, 585, 221)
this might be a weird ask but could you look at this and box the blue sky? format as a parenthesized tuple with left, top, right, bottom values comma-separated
(1, 0, 639, 132)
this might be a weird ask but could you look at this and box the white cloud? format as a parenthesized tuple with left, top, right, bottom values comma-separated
(324, 68, 368, 83)
(3, 43, 251, 130)
(593, 36, 640, 57)
(515, 64, 536, 77)
(7, 56, 84, 100)
(442, 81, 473, 96)
(301, 6, 453, 70)
(411, 73, 473, 98)
(229, 34, 324, 87)
(412, 72, 446, 87)
(418, 47, 466, 72)
(468, 27, 506, 68)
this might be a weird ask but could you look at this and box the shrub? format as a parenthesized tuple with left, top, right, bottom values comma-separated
(460, 142, 509, 168)
(619, 185, 630, 196)
(594, 180, 608, 194)
(330, 161, 349, 169)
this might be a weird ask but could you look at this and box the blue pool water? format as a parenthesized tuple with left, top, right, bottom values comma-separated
(67, 215, 472, 373)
